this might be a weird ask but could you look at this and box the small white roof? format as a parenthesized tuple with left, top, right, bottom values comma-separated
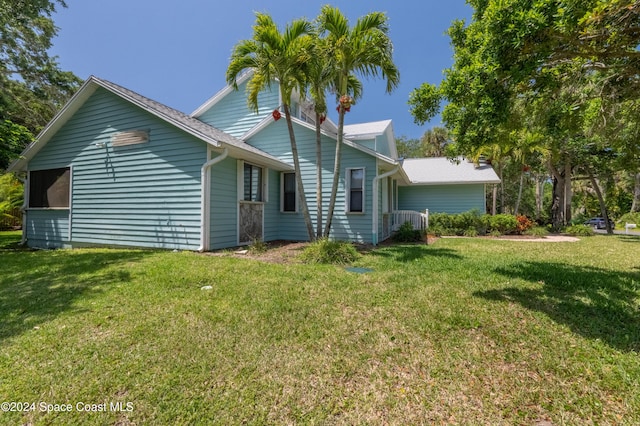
(402, 157, 500, 185)
(343, 119, 392, 139)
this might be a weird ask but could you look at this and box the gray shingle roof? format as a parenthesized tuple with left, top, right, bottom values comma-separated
(402, 157, 500, 185)
(8, 76, 292, 172)
(93, 77, 290, 167)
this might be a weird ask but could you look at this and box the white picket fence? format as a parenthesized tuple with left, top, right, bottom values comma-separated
(391, 209, 429, 231)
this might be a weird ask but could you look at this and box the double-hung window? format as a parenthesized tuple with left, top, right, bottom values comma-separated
(243, 163, 263, 202)
(281, 172, 296, 212)
(347, 167, 364, 213)
(29, 167, 71, 208)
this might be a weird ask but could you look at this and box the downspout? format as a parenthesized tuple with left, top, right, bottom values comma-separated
(372, 164, 400, 246)
(198, 147, 228, 252)
(18, 174, 28, 245)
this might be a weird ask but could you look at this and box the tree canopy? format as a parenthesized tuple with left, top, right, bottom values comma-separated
(410, 0, 640, 224)
(0, 0, 82, 170)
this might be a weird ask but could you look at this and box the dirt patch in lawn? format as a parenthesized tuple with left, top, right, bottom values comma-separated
(203, 234, 577, 265)
(204, 241, 310, 264)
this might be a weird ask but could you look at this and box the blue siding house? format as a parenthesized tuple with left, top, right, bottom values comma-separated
(8, 74, 499, 250)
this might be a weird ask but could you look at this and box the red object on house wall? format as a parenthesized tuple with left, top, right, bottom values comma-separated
(272, 109, 282, 121)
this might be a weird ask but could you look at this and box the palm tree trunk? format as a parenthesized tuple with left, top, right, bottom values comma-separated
(283, 104, 315, 241)
(315, 112, 323, 239)
(323, 106, 345, 238)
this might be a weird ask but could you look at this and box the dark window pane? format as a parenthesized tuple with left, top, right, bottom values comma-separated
(283, 173, 296, 212)
(350, 190, 363, 212)
(244, 164, 263, 202)
(29, 168, 70, 208)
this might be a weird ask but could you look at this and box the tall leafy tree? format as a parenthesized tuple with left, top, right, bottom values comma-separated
(226, 12, 316, 241)
(420, 126, 450, 157)
(410, 0, 640, 227)
(0, 0, 82, 169)
(317, 5, 399, 238)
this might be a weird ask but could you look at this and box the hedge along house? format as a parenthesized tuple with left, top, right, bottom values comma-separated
(9, 73, 499, 251)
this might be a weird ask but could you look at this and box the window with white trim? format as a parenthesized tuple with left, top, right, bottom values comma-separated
(29, 167, 71, 208)
(346, 167, 365, 213)
(243, 163, 263, 202)
(281, 172, 296, 212)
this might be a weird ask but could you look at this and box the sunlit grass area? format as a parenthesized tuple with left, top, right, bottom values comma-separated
(1, 232, 639, 424)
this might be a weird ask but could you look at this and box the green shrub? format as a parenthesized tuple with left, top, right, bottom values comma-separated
(248, 238, 268, 254)
(299, 238, 360, 265)
(463, 227, 478, 237)
(429, 210, 486, 236)
(428, 225, 445, 237)
(619, 212, 640, 227)
(565, 225, 595, 236)
(487, 214, 518, 235)
(393, 221, 423, 242)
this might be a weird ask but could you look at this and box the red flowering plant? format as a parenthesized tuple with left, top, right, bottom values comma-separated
(515, 215, 534, 234)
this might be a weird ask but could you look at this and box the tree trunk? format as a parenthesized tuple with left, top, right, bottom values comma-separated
(283, 104, 315, 241)
(492, 184, 498, 215)
(535, 174, 544, 221)
(315, 112, 323, 239)
(499, 162, 505, 214)
(587, 167, 613, 234)
(514, 171, 524, 215)
(632, 171, 640, 213)
(564, 159, 573, 224)
(323, 101, 346, 238)
(549, 161, 565, 231)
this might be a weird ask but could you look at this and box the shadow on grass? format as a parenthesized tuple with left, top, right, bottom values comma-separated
(0, 231, 24, 250)
(0, 247, 150, 342)
(475, 261, 640, 352)
(369, 244, 463, 263)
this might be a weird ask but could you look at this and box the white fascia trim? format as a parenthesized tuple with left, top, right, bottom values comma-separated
(191, 70, 254, 117)
(241, 115, 274, 140)
(406, 179, 502, 186)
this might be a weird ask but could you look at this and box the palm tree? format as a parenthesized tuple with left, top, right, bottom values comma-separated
(317, 5, 400, 238)
(305, 34, 332, 239)
(226, 12, 315, 241)
(420, 127, 450, 157)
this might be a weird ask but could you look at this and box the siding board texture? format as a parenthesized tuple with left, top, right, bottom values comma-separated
(26, 87, 206, 250)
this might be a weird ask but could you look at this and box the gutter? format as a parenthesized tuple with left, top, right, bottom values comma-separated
(372, 164, 401, 246)
(198, 147, 228, 252)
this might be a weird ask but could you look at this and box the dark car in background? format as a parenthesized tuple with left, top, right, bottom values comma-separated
(584, 217, 615, 229)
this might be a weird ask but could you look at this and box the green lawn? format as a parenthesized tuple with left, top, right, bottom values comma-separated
(1, 232, 639, 425)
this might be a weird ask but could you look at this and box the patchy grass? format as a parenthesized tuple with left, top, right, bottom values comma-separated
(0, 232, 639, 425)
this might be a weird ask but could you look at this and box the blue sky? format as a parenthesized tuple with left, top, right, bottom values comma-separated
(50, 1, 472, 140)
